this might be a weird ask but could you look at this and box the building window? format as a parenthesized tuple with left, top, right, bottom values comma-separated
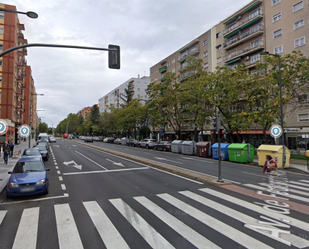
(298, 113, 309, 122)
(274, 45, 283, 54)
(172, 58, 175, 64)
(203, 51, 208, 57)
(272, 0, 281, 6)
(0, 60, 2, 66)
(293, 1, 303, 12)
(250, 54, 260, 63)
(0, 27, 3, 34)
(203, 63, 208, 69)
(273, 29, 282, 38)
(203, 39, 208, 46)
(295, 37, 305, 48)
(0, 76, 2, 82)
(167, 62, 170, 66)
(273, 12, 282, 22)
(217, 57, 222, 63)
(251, 40, 260, 48)
(172, 68, 176, 73)
(294, 19, 304, 30)
(298, 94, 308, 103)
(249, 7, 262, 20)
(0, 12, 4, 19)
(216, 32, 221, 38)
(216, 44, 222, 51)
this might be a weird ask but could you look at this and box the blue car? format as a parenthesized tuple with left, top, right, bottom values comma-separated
(6, 157, 50, 198)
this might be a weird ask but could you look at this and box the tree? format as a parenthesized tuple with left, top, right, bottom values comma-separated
(38, 122, 48, 133)
(89, 105, 100, 125)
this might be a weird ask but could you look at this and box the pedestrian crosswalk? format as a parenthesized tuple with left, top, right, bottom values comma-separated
(0, 181, 309, 249)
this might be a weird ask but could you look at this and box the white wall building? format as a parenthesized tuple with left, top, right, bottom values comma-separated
(98, 75, 150, 113)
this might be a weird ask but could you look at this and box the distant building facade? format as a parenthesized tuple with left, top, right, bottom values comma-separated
(98, 76, 150, 113)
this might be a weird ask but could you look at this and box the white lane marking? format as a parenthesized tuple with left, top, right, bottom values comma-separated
(0, 195, 69, 206)
(181, 157, 214, 163)
(12, 207, 39, 249)
(244, 184, 309, 203)
(288, 181, 309, 189)
(158, 193, 273, 249)
(55, 166, 59, 170)
(75, 150, 108, 170)
(300, 180, 309, 183)
(0, 210, 7, 225)
(61, 184, 66, 191)
(259, 183, 309, 196)
(134, 196, 219, 249)
(83, 201, 129, 249)
(59, 176, 63, 181)
(200, 188, 309, 232)
(63, 167, 149, 176)
(57, 170, 61, 175)
(54, 203, 83, 249)
(110, 198, 174, 249)
(180, 191, 309, 248)
(155, 157, 183, 164)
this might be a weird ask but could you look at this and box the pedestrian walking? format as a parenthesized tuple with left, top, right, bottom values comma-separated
(8, 141, 14, 157)
(262, 155, 277, 175)
(3, 142, 10, 165)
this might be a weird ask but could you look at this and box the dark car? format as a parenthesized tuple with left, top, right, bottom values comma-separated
(6, 157, 50, 197)
(21, 148, 42, 159)
(103, 137, 114, 143)
(36, 140, 50, 151)
(127, 139, 139, 147)
(84, 136, 94, 143)
(35, 144, 49, 161)
(154, 141, 172, 151)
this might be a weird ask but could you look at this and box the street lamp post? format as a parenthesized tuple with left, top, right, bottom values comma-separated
(29, 94, 44, 147)
(260, 51, 285, 166)
(0, 8, 38, 19)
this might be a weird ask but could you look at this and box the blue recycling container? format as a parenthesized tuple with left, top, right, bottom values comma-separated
(212, 143, 230, 160)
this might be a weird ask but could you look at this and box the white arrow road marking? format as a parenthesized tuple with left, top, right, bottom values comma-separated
(63, 160, 82, 170)
(75, 151, 108, 170)
(154, 157, 183, 164)
(106, 159, 124, 167)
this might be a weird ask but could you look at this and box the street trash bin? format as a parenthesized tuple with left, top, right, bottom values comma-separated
(181, 141, 196, 155)
(171, 140, 183, 154)
(257, 144, 290, 168)
(227, 143, 254, 163)
(212, 143, 230, 160)
(121, 137, 128, 145)
(196, 142, 212, 158)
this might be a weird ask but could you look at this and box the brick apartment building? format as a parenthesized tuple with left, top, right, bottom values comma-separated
(0, 4, 38, 144)
(150, 0, 309, 149)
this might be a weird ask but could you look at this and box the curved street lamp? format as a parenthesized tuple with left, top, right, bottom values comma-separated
(0, 8, 38, 18)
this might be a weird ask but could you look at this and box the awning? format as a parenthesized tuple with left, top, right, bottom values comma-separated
(240, 16, 262, 30)
(241, 1, 261, 14)
(224, 28, 240, 39)
(225, 57, 241, 65)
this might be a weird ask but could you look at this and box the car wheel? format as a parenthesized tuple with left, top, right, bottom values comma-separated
(6, 191, 11, 199)
(163, 147, 167, 152)
(139, 144, 141, 148)
(45, 187, 49, 195)
(154, 146, 157, 150)
(146, 145, 149, 149)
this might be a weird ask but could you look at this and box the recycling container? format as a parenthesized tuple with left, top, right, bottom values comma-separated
(212, 143, 230, 160)
(257, 144, 290, 168)
(227, 143, 255, 163)
(171, 140, 183, 154)
(181, 141, 196, 155)
(196, 142, 212, 158)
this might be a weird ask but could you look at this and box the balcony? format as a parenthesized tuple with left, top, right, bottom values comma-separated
(224, 39, 264, 62)
(178, 46, 200, 62)
(224, 23, 263, 49)
(159, 66, 167, 73)
(223, 9, 263, 38)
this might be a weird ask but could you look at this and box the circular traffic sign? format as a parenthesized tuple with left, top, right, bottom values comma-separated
(270, 124, 282, 138)
(0, 119, 8, 135)
(18, 124, 31, 138)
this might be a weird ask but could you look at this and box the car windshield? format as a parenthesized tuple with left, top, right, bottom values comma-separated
(36, 146, 47, 151)
(23, 149, 41, 156)
(13, 161, 45, 173)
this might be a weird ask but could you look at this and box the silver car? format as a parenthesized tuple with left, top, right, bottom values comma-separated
(138, 139, 157, 149)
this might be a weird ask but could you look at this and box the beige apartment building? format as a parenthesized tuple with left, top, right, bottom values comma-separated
(150, 0, 309, 149)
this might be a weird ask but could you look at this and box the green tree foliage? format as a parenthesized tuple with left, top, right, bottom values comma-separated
(38, 122, 48, 133)
(89, 104, 100, 125)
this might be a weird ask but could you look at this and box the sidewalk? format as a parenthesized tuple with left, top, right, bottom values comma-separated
(0, 139, 35, 195)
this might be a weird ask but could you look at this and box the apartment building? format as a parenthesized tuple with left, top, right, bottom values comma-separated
(98, 75, 150, 113)
(0, 4, 37, 144)
(150, 0, 309, 148)
(77, 106, 98, 120)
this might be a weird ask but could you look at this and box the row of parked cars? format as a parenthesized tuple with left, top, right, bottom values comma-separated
(6, 135, 53, 198)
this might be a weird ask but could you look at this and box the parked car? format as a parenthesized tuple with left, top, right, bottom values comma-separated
(48, 136, 56, 143)
(36, 140, 50, 151)
(103, 137, 114, 143)
(21, 148, 42, 159)
(127, 139, 139, 147)
(138, 139, 157, 149)
(154, 141, 172, 151)
(6, 157, 50, 197)
(114, 138, 121, 144)
(84, 136, 94, 143)
(35, 144, 49, 161)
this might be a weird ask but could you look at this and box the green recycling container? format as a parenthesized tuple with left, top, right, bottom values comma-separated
(227, 143, 255, 163)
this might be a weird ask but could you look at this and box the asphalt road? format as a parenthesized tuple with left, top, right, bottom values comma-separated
(0, 138, 308, 248)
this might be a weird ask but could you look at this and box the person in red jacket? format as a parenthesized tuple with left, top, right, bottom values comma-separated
(262, 155, 277, 175)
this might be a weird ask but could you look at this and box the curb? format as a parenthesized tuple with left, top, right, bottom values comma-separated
(71, 141, 231, 186)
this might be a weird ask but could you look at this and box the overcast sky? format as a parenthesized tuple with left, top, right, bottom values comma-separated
(4, 0, 250, 128)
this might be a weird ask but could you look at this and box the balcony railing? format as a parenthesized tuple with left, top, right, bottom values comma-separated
(159, 66, 167, 73)
(178, 46, 200, 62)
(223, 23, 263, 48)
(223, 8, 263, 36)
(224, 39, 264, 62)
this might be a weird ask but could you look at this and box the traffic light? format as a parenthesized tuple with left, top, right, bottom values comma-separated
(212, 117, 221, 132)
(108, 44, 120, 69)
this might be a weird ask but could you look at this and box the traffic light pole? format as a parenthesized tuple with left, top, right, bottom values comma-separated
(217, 130, 223, 182)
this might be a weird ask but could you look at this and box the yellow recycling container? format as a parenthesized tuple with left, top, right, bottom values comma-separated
(257, 145, 290, 168)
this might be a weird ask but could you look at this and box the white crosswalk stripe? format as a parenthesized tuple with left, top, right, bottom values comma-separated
(0, 183, 309, 249)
